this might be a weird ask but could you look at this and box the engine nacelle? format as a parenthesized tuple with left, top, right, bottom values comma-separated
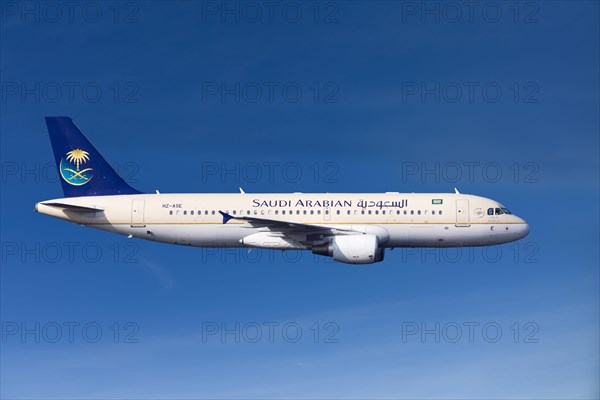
(312, 234, 384, 264)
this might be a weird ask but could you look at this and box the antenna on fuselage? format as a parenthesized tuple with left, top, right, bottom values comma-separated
(454, 188, 460, 194)
(239, 187, 246, 194)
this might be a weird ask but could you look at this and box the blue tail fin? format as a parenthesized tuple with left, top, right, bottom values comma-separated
(45, 116, 142, 197)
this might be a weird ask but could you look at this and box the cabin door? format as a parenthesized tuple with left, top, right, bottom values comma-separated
(131, 199, 146, 227)
(455, 199, 470, 227)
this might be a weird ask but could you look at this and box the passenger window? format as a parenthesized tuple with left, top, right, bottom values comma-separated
(432, 210, 435, 215)
(275, 210, 278, 215)
(397, 210, 400, 215)
(336, 210, 340, 215)
(439, 210, 442, 215)
(368, 210, 372, 215)
(417, 210, 421, 215)
(212, 210, 215, 215)
(169, 210, 173, 215)
(410, 210, 414, 215)
(361, 210, 365, 215)
(190, 210, 194, 215)
(303, 210, 307, 215)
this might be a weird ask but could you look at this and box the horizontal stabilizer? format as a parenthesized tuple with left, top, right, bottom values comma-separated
(41, 202, 104, 213)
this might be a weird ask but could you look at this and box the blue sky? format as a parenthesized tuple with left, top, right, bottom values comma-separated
(1, 1, 598, 398)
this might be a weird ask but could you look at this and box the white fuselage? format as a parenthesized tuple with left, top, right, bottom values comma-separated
(35, 192, 529, 249)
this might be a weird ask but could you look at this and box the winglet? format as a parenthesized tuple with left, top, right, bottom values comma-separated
(219, 211, 235, 224)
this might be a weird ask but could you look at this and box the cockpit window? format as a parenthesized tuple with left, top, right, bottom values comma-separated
(501, 208, 512, 214)
(495, 208, 503, 215)
(487, 208, 494, 215)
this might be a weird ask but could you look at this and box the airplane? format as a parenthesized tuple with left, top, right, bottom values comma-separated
(35, 117, 530, 264)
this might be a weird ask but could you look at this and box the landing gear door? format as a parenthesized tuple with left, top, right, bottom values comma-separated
(131, 199, 146, 228)
(455, 199, 470, 227)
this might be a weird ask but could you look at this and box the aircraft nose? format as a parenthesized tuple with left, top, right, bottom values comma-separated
(516, 219, 530, 239)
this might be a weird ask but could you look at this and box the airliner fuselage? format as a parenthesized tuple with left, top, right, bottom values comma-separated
(36, 192, 529, 263)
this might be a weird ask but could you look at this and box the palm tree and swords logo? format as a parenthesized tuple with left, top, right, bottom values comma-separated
(59, 149, 93, 186)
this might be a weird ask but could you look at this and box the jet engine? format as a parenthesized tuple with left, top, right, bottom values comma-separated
(312, 234, 384, 264)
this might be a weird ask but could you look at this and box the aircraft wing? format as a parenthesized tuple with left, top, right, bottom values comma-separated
(219, 211, 357, 238)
